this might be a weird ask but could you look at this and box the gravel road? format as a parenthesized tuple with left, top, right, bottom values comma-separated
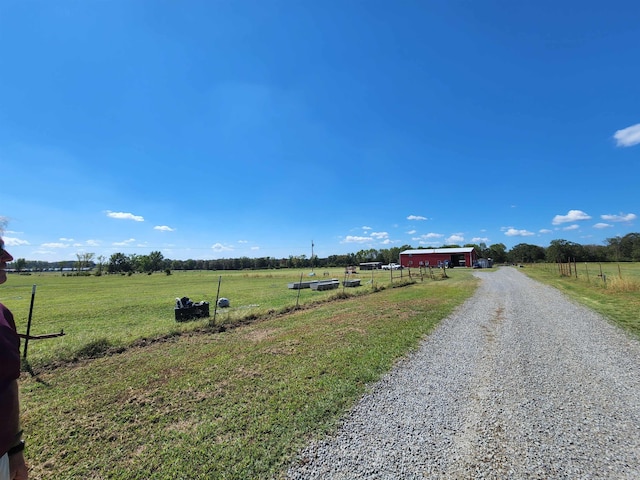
(287, 267, 640, 479)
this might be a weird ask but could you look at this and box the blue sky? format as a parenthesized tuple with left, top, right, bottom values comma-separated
(1, 0, 638, 262)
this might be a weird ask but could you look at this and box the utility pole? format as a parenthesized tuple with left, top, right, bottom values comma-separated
(311, 240, 314, 273)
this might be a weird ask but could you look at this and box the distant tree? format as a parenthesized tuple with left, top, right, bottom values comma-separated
(546, 239, 585, 263)
(486, 243, 507, 263)
(108, 252, 132, 273)
(14, 258, 27, 272)
(582, 244, 608, 262)
(508, 243, 546, 263)
(607, 233, 640, 261)
(96, 255, 106, 275)
(76, 252, 95, 273)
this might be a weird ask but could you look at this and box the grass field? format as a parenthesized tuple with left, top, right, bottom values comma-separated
(10, 266, 474, 479)
(3, 267, 420, 370)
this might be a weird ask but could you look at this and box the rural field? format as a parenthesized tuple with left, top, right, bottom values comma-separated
(9, 266, 475, 479)
(5, 267, 423, 370)
(6, 263, 639, 479)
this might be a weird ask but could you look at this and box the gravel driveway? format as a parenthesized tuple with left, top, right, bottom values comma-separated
(287, 267, 640, 479)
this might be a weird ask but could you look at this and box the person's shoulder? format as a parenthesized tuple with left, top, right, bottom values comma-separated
(0, 303, 16, 330)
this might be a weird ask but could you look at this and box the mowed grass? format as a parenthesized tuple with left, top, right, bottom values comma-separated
(2, 268, 412, 370)
(520, 262, 640, 337)
(16, 268, 476, 479)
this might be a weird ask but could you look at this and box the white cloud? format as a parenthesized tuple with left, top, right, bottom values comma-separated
(343, 235, 371, 243)
(370, 231, 389, 239)
(601, 212, 637, 222)
(471, 237, 489, 243)
(42, 242, 71, 248)
(3, 237, 30, 247)
(362, 226, 372, 231)
(407, 215, 427, 221)
(380, 239, 393, 245)
(613, 123, 640, 147)
(107, 211, 144, 222)
(112, 238, 136, 247)
(59, 237, 75, 242)
(238, 240, 248, 244)
(563, 224, 579, 231)
(539, 229, 552, 234)
(86, 239, 100, 246)
(446, 234, 465, 244)
(211, 243, 234, 252)
(594, 223, 612, 229)
(552, 210, 591, 225)
(154, 225, 175, 232)
(250, 246, 260, 250)
(503, 228, 535, 237)
(407, 230, 416, 235)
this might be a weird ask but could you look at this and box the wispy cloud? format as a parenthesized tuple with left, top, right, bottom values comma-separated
(407, 215, 427, 221)
(362, 226, 372, 231)
(154, 225, 175, 232)
(211, 242, 234, 252)
(594, 223, 612, 229)
(406, 230, 416, 235)
(601, 212, 637, 222)
(503, 227, 535, 237)
(552, 210, 591, 225)
(107, 211, 144, 222)
(562, 224, 579, 231)
(471, 237, 489, 243)
(539, 229, 552, 234)
(343, 235, 371, 243)
(42, 242, 71, 248)
(613, 123, 640, 147)
(446, 234, 465, 244)
(3, 237, 30, 247)
(370, 231, 389, 240)
(112, 238, 136, 247)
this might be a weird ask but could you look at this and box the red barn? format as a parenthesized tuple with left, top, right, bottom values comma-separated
(400, 247, 478, 268)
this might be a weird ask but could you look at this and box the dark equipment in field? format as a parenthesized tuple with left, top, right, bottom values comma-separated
(174, 296, 210, 322)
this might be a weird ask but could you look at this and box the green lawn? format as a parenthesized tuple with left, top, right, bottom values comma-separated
(3, 268, 415, 370)
(17, 268, 476, 479)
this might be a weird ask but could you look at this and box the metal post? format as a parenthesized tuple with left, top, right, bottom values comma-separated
(295, 272, 303, 309)
(23, 285, 36, 360)
(212, 276, 222, 326)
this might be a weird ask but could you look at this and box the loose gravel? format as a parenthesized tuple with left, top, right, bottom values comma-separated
(287, 267, 640, 479)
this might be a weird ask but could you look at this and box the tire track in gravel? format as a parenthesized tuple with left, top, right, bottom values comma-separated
(288, 267, 640, 479)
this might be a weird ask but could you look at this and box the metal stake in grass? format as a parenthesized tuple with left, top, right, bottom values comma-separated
(212, 275, 222, 326)
(19, 284, 65, 371)
(295, 272, 303, 309)
(23, 284, 36, 360)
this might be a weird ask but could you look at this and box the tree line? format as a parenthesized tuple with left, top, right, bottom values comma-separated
(9, 233, 640, 273)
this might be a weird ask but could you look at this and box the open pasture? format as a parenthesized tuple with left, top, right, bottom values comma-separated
(3, 267, 419, 369)
(19, 268, 476, 479)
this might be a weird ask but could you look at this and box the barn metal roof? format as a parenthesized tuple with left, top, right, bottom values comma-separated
(400, 247, 476, 255)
